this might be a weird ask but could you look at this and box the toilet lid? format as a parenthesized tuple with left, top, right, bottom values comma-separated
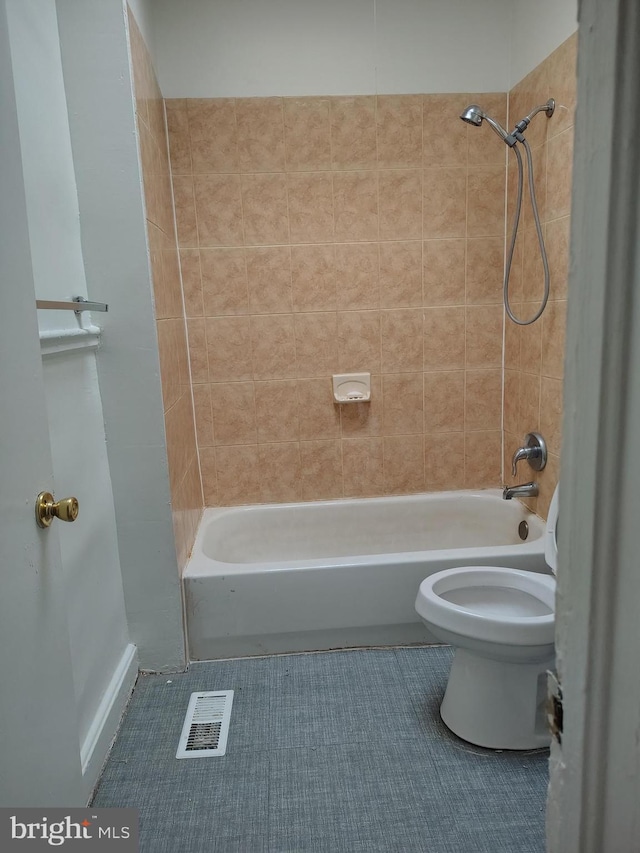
(545, 484, 559, 573)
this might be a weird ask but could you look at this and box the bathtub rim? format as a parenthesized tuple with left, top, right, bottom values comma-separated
(185, 489, 546, 578)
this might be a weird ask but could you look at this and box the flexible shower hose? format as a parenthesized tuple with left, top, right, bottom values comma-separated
(503, 138, 550, 326)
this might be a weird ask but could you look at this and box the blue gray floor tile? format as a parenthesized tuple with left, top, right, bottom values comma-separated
(92, 646, 548, 852)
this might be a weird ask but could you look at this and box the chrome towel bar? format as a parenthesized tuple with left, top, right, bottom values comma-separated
(36, 296, 108, 313)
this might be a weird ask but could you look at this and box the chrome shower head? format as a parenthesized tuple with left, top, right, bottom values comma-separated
(460, 104, 484, 126)
(460, 103, 513, 144)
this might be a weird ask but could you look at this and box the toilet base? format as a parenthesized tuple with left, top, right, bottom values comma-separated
(440, 647, 554, 750)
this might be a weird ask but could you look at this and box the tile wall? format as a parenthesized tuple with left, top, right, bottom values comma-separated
(128, 10, 203, 565)
(166, 92, 508, 505)
(503, 33, 576, 518)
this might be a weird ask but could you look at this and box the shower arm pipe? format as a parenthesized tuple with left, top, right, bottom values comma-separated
(512, 99, 556, 136)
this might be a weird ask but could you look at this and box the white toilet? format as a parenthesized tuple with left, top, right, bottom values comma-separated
(414, 486, 559, 750)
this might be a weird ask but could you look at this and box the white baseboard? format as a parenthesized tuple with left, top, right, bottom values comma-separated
(80, 643, 138, 802)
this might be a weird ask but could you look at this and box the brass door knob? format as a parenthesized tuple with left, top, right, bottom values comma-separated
(36, 492, 79, 528)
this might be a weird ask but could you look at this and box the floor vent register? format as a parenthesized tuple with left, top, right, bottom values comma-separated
(176, 691, 234, 758)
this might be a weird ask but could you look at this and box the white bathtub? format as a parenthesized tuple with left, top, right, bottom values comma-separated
(184, 489, 547, 660)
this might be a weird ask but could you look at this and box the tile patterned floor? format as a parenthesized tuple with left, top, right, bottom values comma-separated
(93, 647, 548, 852)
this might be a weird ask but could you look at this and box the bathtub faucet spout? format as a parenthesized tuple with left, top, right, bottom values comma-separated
(503, 482, 539, 500)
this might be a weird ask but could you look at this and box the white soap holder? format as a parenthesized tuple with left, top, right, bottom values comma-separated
(332, 372, 371, 403)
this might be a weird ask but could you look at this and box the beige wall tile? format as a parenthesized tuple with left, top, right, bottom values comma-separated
(424, 371, 465, 433)
(376, 95, 422, 169)
(216, 445, 260, 505)
(206, 316, 253, 381)
(546, 216, 570, 301)
(519, 310, 543, 375)
(546, 127, 574, 221)
(518, 371, 541, 433)
(423, 168, 467, 238)
(201, 248, 249, 316)
(464, 430, 501, 488)
(522, 226, 546, 303)
(258, 442, 302, 503)
(165, 99, 192, 174)
(187, 98, 238, 173)
(254, 380, 299, 443)
(423, 94, 469, 168)
(333, 171, 379, 243)
(172, 176, 198, 247)
(424, 306, 465, 370)
(192, 384, 214, 447)
(284, 97, 332, 171)
(340, 374, 383, 437)
(383, 435, 425, 495)
(246, 246, 293, 314)
(379, 241, 422, 308)
(466, 237, 504, 304)
(541, 299, 567, 379)
(236, 97, 285, 172)
(294, 312, 339, 378)
(180, 249, 203, 317)
(378, 170, 422, 241)
(382, 373, 424, 436)
(425, 432, 465, 490)
(342, 437, 384, 497)
(241, 173, 289, 245)
(211, 382, 257, 446)
(199, 446, 218, 506)
(291, 244, 337, 312)
(467, 165, 506, 237)
(133, 38, 204, 540)
(381, 308, 423, 373)
(338, 310, 381, 373)
(467, 93, 507, 167)
(423, 239, 466, 306)
(156, 319, 181, 411)
(540, 376, 563, 456)
(297, 378, 341, 440)
(194, 174, 244, 247)
(251, 314, 297, 380)
(465, 305, 503, 368)
(335, 243, 380, 310)
(186, 318, 209, 383)
(465, 369, 502, 431)
(503, 370, 519, 436)
(299, 440, 344, 500)
(330, 96, 377, 170)
(504, 313, 521, 371)
(287, 173, 334, 243)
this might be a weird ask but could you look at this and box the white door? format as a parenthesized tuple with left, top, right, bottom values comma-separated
(0, 0, 83, 806)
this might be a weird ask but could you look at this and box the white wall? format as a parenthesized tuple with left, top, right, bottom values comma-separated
(152, 0, 512, 97)
(56, 0, 186, 673)
(509, 0, 578, 86)
(5, 0, 134, 796)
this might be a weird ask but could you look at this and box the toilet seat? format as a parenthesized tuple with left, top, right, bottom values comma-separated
(415, 566, 555, 647)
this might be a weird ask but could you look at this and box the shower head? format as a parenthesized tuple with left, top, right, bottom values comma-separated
(460, 104, 484, 127)
(460, 104, 514, 145)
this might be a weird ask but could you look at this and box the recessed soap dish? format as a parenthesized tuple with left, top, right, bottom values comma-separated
(332, 373, 371, 403)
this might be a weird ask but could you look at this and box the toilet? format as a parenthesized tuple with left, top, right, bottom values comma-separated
(414, 486, 559, 750)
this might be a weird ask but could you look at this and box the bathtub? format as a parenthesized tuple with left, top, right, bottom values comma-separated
(184, 489, 547, 660)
